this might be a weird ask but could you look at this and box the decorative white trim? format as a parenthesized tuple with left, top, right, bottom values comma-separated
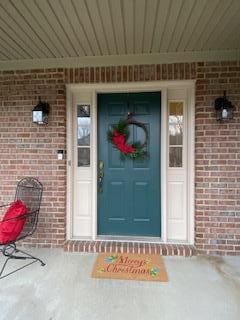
(66, 80, 195, 244)
(66, 88, 73, 240)
(67, 80, 195, 92)
(188, 86, 196, 245)
(92, 92, 98, 241)
(1, 50, 240, 71)
(160, 88, 168, 243)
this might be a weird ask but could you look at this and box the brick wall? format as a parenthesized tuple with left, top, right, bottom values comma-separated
(0, 61, 239, 254)
(63, 63, 196, 83)
(0, 69, 66, 247)
(195, 61, 240, 255)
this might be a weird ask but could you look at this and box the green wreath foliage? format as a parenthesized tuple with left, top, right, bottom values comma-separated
(108, 119, 148, 160)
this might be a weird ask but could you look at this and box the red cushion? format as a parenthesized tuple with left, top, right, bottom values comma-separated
(0, 200, 27, 244)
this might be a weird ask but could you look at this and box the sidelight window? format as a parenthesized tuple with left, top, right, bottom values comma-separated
(168, 102, 184, 168)
(77, 104, 91, 167)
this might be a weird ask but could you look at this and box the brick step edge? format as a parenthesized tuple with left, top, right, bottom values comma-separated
(64, 241, 197, 257)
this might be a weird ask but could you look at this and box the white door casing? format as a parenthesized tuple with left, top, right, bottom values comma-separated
(66, 81, 195, 244)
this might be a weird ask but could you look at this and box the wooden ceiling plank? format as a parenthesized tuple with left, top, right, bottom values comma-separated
(72, 0, 101, 56)
(109, 0, 126, 54)
(97, 0, 117, 55)
(36, 0, 75, 57)
(60, 0, 93, 56)
(184, 0, 220, 51)
(177, 0, 208, 51)
(143, 0, 159, 53)
(208, 2, 240, 50)
(32, 0, 69, 57)
(2, 0, 52, 58)
(0, 51, 9, 60)
(0, 38, 19, 60)
(16, 0, 59, 58)
(224, 29, 240, 50)
(160, 0, 183, 52)
(123, 0, 134, 54)
(50, 0, 85, 56)
(0, 0, 239, 62)
(151, 0, 171, 53)
(0, 16, 35, 59)
(220, 20, 240, 50)
(46, 0, 79, 56)
(84, 0, 109, 55)
(168, 0, 195, 52)
(194, 0, 231, 51)
(134, 0, 146, 53)
(0, 25, 29, 59)
(0, 4, 40, 58)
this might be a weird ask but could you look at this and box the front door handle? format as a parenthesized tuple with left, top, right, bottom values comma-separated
(98, 160, 104, 193)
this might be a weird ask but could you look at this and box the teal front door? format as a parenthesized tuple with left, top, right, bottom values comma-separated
(98, 92, 161, 237)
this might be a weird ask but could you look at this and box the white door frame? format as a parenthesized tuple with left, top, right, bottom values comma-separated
(66, 80, 195, 244)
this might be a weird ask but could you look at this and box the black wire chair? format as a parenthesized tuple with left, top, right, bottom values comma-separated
(0, 177, 45, 279)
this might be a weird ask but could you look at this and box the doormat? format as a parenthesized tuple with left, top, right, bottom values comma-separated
(91, 253, 168, 282)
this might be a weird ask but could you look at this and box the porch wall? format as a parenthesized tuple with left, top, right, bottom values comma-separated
(0, 69, 66, 247)
(195, 61, 240, 255)
(0, 61, 239, 255)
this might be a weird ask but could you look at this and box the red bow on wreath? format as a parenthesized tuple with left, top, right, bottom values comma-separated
(108, 119, 148, 160)
(112, 131, 136, 154)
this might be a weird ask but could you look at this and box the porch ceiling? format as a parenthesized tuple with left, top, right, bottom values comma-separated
(0, 0, 240, 70)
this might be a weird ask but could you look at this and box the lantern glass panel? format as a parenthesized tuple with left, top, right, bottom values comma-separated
(33, 110, 43, 123)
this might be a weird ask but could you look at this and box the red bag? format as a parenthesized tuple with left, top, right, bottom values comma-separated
(0, 200, 27, 245)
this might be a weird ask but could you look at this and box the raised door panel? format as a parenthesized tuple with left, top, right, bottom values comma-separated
(167, 180, 187, 240)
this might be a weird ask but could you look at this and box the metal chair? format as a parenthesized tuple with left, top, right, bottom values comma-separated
(0, 177, 45, 279)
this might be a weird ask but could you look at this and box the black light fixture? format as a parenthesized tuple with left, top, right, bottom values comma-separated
(214, 91, 234, 121)
(32, 97, 50, 125)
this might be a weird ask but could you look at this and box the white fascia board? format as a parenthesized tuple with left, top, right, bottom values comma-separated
(0, 50, 239, 71)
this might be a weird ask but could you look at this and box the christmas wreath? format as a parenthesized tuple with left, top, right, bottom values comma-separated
(107, 118, 148, 160)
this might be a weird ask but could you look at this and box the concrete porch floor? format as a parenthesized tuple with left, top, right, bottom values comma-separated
(0, 248, 239, 320)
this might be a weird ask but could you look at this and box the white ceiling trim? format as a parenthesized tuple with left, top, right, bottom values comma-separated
(0, 50, 239, 71)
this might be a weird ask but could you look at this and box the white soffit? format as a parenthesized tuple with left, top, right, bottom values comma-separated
(0, 0, 239, 70)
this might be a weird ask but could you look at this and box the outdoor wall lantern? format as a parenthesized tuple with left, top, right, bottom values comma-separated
(214, 91, 234, 121)
(32, 97, 50, 125)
